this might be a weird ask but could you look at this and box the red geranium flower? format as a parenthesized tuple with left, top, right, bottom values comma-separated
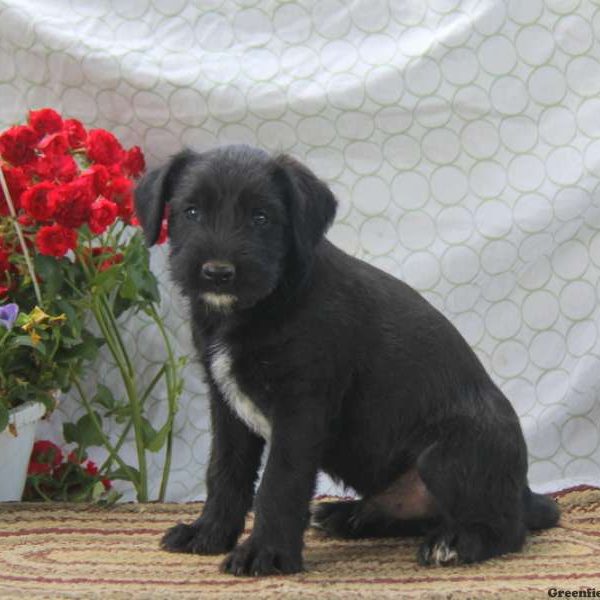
(21, 181, 56, 221)
(89, 197, 118, 234)
(85, 460, 99, 476)
(28, 461, 53, 475)
(123, 146, 145, 178)
(86, 129, 124, 166)
(28, 108, 64, 137)
(109, 176, 134, 220)
(50, 154, 79, 183)
(157, 219, 169, 245)
(82, 164, 111, 197)
(36, 223, 78, 257)
(51, 178, 94, 228)
(26, 155, 78, 183)
(64, 118, 87, 148)
(0, 238, 18, 289)
(17, 213, 35, 227)
(100, 252, 124, 272)
(0, 248, 11, 275)
(37, 131, 69, 156)
(0, 125, 38, 166)
(0, 166, 28, 215)
(30, 440, 63, 467)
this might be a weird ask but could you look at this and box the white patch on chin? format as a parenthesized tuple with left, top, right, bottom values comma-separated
(209, 345, 271, 441)
(201, 292, 237, 311)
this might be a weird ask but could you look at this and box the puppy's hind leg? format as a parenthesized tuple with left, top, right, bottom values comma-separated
(312, 470, 439, 539)
(416, 422, 528, 566)
(311, 500, 363, 537)
(312, 499, 433, 538)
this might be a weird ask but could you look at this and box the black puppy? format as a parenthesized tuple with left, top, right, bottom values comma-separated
(134, 145, 559, 576)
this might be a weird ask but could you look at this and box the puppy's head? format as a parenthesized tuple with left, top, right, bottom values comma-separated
(134, 145, 336, 312)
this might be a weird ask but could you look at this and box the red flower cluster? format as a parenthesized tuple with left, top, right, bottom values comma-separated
(28, 439, 112, 492)
(0, 238, 18, 297)
(28, 439, 62, 475)
(0, 108, 152, 261)
(83, 246, 125, 272)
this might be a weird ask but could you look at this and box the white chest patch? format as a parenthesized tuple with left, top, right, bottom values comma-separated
(209, 345, 272, 441)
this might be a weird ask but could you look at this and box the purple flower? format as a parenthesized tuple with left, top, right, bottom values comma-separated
(0, 303, 19, 330)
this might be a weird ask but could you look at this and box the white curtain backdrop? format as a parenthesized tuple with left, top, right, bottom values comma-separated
(2, 0, 600, 501)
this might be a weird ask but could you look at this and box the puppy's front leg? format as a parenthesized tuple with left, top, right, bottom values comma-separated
(221, 407, 324, 576)
(161, 386, 265, 555)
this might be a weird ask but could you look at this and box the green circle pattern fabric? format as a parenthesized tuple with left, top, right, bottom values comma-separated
(2, 0, 600, 500)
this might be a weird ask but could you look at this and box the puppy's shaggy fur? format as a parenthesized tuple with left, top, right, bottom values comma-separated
(135, 145, 559, 576)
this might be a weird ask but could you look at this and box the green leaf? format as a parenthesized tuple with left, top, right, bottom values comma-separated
(119, 276, 138, 301)
(54, 298, 82, 338)
(65, 332, 103, 362)
(0, 404, 8, 433)
(33, 392, 54, 414)
(91, 480, 106, 501)
(77, 413, 105, 447)
(63, 422, 78, 445)
(63, 413, 104, 449)
(141, 417, 156, 444)
(112, 293, 135, 319)
(98, 489, 122, 506)
(141, 417, 171, 452)
(93, 385, 115, 410)
(12, 335, 46, 353)
(93, 268, 120, 293)
(107, 403, 131, 423)
(126, 265, 145, 291)
(15, 313, 29, 327)
(143, 275, 161, 303)
(34, 254, 63, 297)
(107, 465, 141, 485)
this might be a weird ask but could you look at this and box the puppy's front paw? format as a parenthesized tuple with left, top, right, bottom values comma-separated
(220, 536, 303, 576)
(161, 519, 238, 555)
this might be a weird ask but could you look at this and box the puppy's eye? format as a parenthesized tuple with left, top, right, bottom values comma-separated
(184, 207, 201, 222)
(252, 210, 270, 227)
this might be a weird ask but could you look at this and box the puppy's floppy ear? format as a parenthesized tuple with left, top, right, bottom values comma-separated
(273, 154, 337, 267)
(134, 149, 195, 246)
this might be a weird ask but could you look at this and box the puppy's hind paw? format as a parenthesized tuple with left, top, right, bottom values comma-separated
(418, 534, 459, 567)
(160, 520, 237, 555)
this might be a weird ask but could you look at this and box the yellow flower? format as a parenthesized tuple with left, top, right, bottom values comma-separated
(21, 306, 66, 333)
(28, 330, 42, 346)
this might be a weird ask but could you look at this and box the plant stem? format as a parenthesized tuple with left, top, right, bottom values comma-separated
(74, 237, 150, 502)
(91, 298, 148, 501)
(99, 419, 132, 473)
(71, 374, 140, 493)
(99, 363, 164, 474)
(141, 364, 167, 406)
(32, 480, 54, 502)
(0, 165, 43, 306)
(146, 304, 179, 502)
(99, 295, 135, 376)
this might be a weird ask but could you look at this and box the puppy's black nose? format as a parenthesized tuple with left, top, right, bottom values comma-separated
(202, 261, 236, 284)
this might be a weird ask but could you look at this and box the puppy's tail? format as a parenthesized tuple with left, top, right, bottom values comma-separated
(523, 487, 560, 530)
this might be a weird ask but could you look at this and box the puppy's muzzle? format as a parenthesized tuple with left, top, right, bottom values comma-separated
(202, 260, 236, 285)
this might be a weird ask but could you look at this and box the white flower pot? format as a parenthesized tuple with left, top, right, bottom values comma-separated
(0, 401, 47, 502)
